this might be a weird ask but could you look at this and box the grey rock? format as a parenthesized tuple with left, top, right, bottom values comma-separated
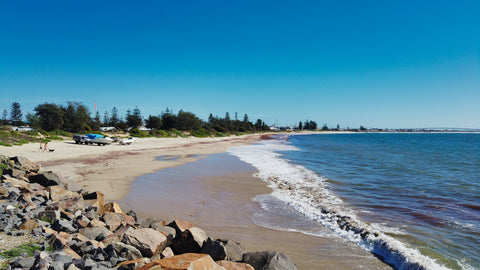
(201, 238, 245, 261)
(125, 210, 137, 222)
(11, 257, 35, 269)
(242, 251, 296, 270)
(52, 219, 76, 233)
(104, 242, 142, 261)
(140, 217, 158, 228)
(49, 261, 65, 270)
(53, 253, 74, 264)
(80, 226, 112, 241)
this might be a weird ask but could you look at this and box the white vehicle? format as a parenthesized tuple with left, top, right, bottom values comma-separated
(119, 137, 135, 145)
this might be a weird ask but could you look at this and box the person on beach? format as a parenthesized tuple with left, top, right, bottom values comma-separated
(43, 142, 48, 152)
(39, 143, 43, 152)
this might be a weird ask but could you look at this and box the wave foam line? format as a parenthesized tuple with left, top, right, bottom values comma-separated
(228, 140, 451, 270)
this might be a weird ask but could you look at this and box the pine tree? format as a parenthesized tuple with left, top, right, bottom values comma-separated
(10, 102, 23, 126)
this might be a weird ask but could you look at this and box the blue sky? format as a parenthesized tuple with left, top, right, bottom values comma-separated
(1, 1, 479, 128)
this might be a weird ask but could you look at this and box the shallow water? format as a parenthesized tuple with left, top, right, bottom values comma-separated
(119, 152, 391, 270)
(228, 133, 480, 270)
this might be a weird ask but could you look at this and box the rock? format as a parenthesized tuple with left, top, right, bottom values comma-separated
(201, 238, 245, 261)
(242, 251, 296, 270)
(49, 261, 65, 270)
(161, 247, 175, 259)
(102, 212, 124, 232)
(83, 192, 105, 210)
(125, 210, 137, 222)
(38, 209, 61, 222)
(150, 222, 176, 243)
(121, 228, 168, 257)
(52, 219, 77, 233)
(116, 258, 149, 270)
(167, 220, 194, 235)
(138, 253, 224, 270)
(10, 156, 34, 169)
(217, 260, 255, 270)
(20, 219, 39, 230)
(89, 219, 106, 228)
(80, 226, 112, 241)
(140, 217, 158, 228)
(104, 242, 143, 261)
(101, 202, 123, 214)
(48, 185, 79, 202)
(11, 257, 36, 269)
(55, 196, 87, 212)
(171, 226, 208, 254)
(2, 168, 26, 179)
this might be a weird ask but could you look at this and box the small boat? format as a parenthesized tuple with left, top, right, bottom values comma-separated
(119, 137, 135, 145)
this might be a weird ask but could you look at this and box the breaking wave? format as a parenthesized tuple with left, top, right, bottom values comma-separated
(228, 138, 451, 270)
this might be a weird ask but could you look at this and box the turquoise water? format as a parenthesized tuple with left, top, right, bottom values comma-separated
(229, 133, 480, 270)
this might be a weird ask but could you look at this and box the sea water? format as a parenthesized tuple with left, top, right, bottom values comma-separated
(228, 133, 480, 270)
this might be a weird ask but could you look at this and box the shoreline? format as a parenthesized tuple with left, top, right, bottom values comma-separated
(119, 152, 391, 270)
(0, 134, 261, 201)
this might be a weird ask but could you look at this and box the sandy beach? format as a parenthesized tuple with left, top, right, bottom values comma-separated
(0, 134, 261, 201)
(0, 133, 391, 269)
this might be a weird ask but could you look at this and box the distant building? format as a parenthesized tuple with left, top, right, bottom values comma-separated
(269, 126, 279, 131)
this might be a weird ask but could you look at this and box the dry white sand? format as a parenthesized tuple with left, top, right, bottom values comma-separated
(0, 134, 261, 201)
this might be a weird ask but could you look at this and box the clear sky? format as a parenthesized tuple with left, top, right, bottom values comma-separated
(1, 1, 479, 129)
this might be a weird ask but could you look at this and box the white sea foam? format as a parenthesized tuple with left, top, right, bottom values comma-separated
(228, 139, 452, 270)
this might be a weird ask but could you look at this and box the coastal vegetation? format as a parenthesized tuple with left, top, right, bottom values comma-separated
(0, 101, 278, 140)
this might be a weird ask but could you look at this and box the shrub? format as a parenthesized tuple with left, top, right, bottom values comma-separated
(0, 141, 12, 147)
(215, 132, 227, 137)
(150, 130, 168, 137)
(191, 128, 211, 138)
(129, 128, 149, 138)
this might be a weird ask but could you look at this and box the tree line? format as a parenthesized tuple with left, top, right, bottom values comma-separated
(1, 101, 277, 134)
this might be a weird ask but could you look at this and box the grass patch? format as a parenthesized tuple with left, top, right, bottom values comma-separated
(0, 142, 12, 147)
(0, 242, 42, 259)
(0, 163, 8, 175)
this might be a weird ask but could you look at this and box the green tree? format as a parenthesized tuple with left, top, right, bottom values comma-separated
(176, 111, 202, 131)
(161, 113, 177, 130)
(1, 109, 7, 125)
(34, 103, 64, 131)
(103, 110, 109, 126)
(10, 102, 23, 126)
(243, 114, 249, 122)
(62, 102, 91, 132)
(25, 113, 40, 129)
(109, 107, 120, 127)
(298, 121, 303, 130)
(126, 106, 143, 128)
(145, 115, 162, 130)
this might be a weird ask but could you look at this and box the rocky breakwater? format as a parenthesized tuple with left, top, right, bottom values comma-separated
(0, 155, 297, 270)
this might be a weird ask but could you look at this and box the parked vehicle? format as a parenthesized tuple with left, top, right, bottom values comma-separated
(73, 134, 113, 146)
(119, 137, 135, 145)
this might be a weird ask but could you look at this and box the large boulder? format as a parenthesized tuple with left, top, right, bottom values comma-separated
(137, 253, 224, 270)
(80, 226, 112, 241)
(101, 202, 124, 214)
(167, 220, 194, 235)
(121, 228, 168, 257)
(171, 227, 208, 254)
(47, 185, 80, 202)
(242, 251, 296, 270)
(217, 260, 255, 270)
(83, 191, 105, 210)
(104, 242, 143, 261)
(201, 238, 245, 261)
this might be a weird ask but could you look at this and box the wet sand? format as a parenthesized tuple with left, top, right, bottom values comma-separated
(119, 153, 391, 270)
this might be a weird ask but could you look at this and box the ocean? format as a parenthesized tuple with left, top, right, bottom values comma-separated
(228, 133, 480, 270)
